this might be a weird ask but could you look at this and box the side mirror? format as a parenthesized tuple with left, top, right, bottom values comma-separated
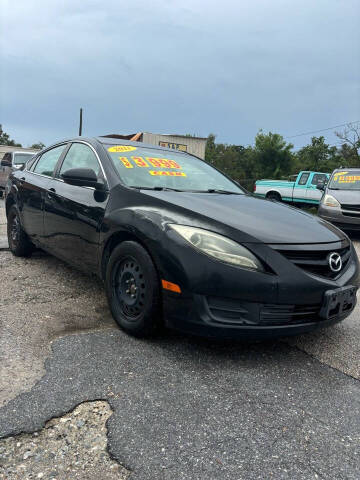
(61, 168, 105, 190)
(1, 158, 12, 167)
(316, 182, 325, 191)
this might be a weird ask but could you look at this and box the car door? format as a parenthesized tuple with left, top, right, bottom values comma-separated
(293, 172, 310, 202)
(43, 141, 109, 273)
(18, 144, 68, 245)
(306, 173, 328, 203)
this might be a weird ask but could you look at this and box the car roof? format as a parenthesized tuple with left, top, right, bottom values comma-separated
(43, 136, 197, 158)
(332, 167, 360, 172)
(94, 136, 190, 156)
(12, 151, 36, 154)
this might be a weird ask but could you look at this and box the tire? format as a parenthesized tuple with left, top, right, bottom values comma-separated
(105, 241, 161, 337)
(266, 191, 281, 202)
(7, 205, 34, 257)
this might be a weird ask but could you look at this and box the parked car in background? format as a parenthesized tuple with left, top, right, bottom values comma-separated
(0, 151, 36, 197)
(318, 168, 360, 232)
(4, 137, 359, 339)
(254, 171, 330, 206)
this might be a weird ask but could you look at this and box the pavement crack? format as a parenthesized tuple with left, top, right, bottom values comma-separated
(0, 400, 130, 479)
(282, 340, 360, 383)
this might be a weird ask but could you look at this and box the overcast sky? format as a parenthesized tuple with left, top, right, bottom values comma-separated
(1, 0, 359, 149)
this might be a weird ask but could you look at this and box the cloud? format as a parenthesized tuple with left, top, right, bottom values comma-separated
(1, 0, 359, 147)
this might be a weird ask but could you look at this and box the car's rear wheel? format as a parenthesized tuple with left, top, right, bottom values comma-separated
(7, 205, 34, 257)
(105, 241, 161, 337)
(266, 191, 281, 202)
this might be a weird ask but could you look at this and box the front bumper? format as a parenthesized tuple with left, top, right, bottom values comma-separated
(158, 230, 360, 339)
(318, 204, 360, 231)
(163, 288, 358, 339)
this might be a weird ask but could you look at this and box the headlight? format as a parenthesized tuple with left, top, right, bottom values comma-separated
(170, 225, 264, 272)
(322, 194, 340, 208)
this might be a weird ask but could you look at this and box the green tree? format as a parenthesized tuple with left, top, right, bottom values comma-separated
(30, 142, 45, 150)
(336, 143, 359, 167)
(253, 131, 294, 179)
(295, 136, 338, 172)
(335, 123, 360, 164)
(0, 124, 22, 146)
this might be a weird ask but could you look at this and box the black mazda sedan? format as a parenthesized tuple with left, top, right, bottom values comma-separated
(5, 137, 359, 338)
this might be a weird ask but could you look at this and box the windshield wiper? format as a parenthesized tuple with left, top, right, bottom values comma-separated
(205, 189, 241, 194)
(129, 186, 184, 192)
(129, 186, 242, 194)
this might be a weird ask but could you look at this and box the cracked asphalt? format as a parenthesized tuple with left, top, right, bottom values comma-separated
(0, 197, 359, 479)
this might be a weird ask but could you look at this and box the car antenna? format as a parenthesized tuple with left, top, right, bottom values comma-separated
(78, 107, 83, 136)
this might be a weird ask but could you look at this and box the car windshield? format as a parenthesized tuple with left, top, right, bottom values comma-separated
(106, 145, 244, 193)
(14, 153, 34, 165)
(329, 170, 360, 191)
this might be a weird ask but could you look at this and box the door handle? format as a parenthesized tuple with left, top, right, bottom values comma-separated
(47, 187, 56, 199)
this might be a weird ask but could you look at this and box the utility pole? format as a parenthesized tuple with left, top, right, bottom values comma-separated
(79, 108, 83, 136)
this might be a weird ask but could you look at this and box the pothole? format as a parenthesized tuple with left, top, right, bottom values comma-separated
(0, 401, 130, 479)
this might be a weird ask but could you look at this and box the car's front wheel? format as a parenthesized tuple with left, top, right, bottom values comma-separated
(7, 205, 34, 257)
(105, 241, 161, 337)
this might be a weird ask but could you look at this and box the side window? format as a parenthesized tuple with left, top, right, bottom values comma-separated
(311, 174, 327, 185)
(33, 145, 67, 177)
(58, 143, 101, 178)
(298, 173, 310, 186)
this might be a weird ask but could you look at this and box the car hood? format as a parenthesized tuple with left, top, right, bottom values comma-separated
(326, 189, 360, 204)
(141, 191, 346, 244)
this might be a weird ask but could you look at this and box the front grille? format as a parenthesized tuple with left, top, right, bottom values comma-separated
(341, 204, 360, 218)
(333, 222, 360, 231)
(276, 246, 351, 279)
(341, 204, 360, 212)
(260, 304, 321, 325)
(206, 296, 322, 326)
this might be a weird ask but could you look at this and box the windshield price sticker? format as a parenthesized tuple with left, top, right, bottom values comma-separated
(119, 157, 133, 168)
(149, 171, 187, 177)
(132, 156, 149, 167)
(338, 175, 360, 183)
(334, 171, 348, 178)
(146, 158, 181, 169)
(108, 146, 137, 152)
(116, 156, 181, 170)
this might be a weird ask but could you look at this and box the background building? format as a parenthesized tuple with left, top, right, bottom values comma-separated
(101, 132, 207, 159)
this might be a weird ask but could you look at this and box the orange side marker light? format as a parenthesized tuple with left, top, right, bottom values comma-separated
(162, 279, 181, 294)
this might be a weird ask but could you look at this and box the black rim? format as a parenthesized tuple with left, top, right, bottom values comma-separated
(10, 213, 20, 245)
(113, 256, 147, 320)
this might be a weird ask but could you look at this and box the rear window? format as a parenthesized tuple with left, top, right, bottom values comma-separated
(311, 173, 328, 185)
(106, 145, 244, 193)
(329, 170, 360, 191)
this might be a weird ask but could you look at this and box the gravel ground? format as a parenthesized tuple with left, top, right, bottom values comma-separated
(0, 249, 116, 408)
(0, 401, 129, 479)
(0, 201, 7, 249)
(0, 197, 359, 479)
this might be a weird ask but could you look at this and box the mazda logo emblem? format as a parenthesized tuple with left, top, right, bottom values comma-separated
(328, 252, 342, 273)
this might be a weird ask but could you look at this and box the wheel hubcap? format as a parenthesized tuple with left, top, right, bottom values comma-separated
(114, 258, 146, 319)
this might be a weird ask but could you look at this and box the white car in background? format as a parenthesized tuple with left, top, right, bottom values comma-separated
(0, 151, 36, 197)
